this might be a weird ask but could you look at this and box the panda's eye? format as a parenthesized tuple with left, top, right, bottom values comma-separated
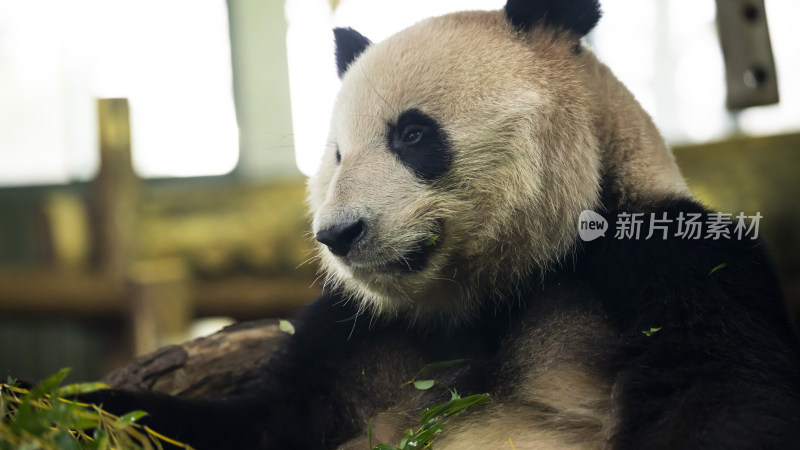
(387, 108, 452, 182)
(401, 125, 426, 145)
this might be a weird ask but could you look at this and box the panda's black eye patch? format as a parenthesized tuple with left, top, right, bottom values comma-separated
(388, 109, 452, 182)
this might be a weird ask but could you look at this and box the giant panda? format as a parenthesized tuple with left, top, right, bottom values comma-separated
(85, 0, 800, 448)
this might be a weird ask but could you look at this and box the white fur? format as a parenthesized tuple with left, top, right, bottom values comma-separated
(308, 10, 687, 324)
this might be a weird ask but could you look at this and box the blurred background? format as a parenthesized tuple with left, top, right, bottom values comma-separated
(0, 0, 798, 382)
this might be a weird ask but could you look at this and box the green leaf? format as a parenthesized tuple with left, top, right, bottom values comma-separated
(54, 382, 111, 397)
(410, 423, 442, 446)
(420, 399, 458, 426)
(412, 379, 435, 391)
(372, 445, 398, 450)
(418, 393, 491, 427)
(46, 401, 76, 426)
(372, 444, 399, 450)
(424, 234, 440, 247)
(408, 359, 468, 384)
(367, 416, 375, 449)
(405, 438, 422, 449)
(642, 327, 662, 337)
(117, 410, 148, 427)
(52, 429, 81, 450)
(29, 367, 71, 399)
(76, 414, 102, 430)
(90, 428, 111, 450)
(708, 262, 727, 275)
(443, 394, 490, 417)
(14, 396, 48, 435)
(279, 320, 296, 335)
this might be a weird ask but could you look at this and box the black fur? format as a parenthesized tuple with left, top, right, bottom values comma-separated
(505, 0, 602, 37)
(334, 27, 371, 78)
(387, 109, 453, 182)
(81, 190, 800, 449)
(583, 195, 800, 447)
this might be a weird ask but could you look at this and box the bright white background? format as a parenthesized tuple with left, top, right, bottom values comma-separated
(286, 0, 800, 176)
(0, 0, 797, 185)
(0, 0, 238, 185)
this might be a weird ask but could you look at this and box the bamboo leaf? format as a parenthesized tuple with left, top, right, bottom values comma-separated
(412, 379, 435, 391)
(419, 399, 457, 426)
(367, 416, 375, 449)
(117, 410, 148, 427)
(372, 444, 398, 450)
(279, 320, 296, 335)
(708, 262, 727, 275)
(642, 327, 662, 337)
(409, 360, 467, 383)
(29, 367, 71, 399)
(55, 382, 111, 397)
(52, 429, 81, 450)
(443, 394, 490, 417)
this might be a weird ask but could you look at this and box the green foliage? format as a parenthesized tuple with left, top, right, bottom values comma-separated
(424, 234, 440, 247)
(0, 368, 192, 450)
(279, 319, 296, 335)
(404, 359, 468, 392)
(642, 327, 662, 337)
(370, 390, 491, 450)
(372, 360, 489, 450)
(412, 380, 435, 391)
(708, 263, 727, 275)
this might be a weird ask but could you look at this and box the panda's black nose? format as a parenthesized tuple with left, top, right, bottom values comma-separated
(316, 219, 367, 256)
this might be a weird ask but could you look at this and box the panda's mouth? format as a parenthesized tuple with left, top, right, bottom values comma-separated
(384, 234, 440, 273)
(360, 221, 444, 274)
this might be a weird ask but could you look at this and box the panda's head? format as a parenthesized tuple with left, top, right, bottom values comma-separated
(308, 0, 688, 322)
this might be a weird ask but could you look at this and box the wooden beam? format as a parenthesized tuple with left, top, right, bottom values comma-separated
(0, 269, 122, 316)
(0, 269, 315, 320)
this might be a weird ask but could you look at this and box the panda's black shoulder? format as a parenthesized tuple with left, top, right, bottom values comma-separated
(570, 195, 800, 447)
(576, 195, 790, 335)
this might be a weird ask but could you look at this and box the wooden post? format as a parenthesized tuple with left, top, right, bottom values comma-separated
(93, 98, 138, 282)
(127, 258, 193, 356)
(715, 0, 779, 109)
(93, 99, 193, 356)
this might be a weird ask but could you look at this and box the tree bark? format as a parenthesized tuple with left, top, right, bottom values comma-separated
(102, 319, 287, 397)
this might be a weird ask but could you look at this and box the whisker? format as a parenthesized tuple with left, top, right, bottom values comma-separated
(296, 253, 321, 270)
(359, 64, 398, 117)
(386, 244, 413, 271)
(309, 271, 327, 289)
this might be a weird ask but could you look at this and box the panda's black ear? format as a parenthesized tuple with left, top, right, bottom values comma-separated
(504, 0, 601, 37)
(334, 27, 372, 78)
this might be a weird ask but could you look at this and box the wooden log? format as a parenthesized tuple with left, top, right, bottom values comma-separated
(102, 319, 288, 397)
